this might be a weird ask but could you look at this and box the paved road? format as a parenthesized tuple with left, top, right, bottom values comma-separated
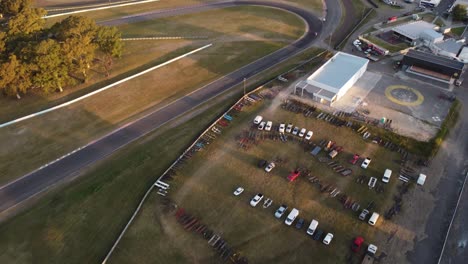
(407, 81, 468, 264)
(0, 0, 328, 217)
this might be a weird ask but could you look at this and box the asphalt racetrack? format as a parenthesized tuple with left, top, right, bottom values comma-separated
(0, 0, 323, 217)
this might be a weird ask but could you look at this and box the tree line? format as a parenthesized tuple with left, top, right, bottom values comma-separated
(0, 0, 123, 99)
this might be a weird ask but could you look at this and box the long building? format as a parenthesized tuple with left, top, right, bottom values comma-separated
(294, 52, 368, 105)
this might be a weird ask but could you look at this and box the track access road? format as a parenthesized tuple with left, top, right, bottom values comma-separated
(0, 0, 324, 217)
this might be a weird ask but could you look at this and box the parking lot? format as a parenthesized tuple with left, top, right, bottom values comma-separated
(162, 89, 408, 263)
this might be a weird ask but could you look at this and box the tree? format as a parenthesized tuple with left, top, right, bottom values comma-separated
(0, 55, 31, 99)
(7, 7, 46, 37)
(0, 32, 6, 54)
(30, 39, 70, 93)
(53, 16, 98, 82)
(95, 26, 123, 76)
(453, 4, 467, 21)
(0, 0, 32, 16)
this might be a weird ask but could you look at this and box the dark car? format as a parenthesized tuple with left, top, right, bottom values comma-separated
(351, 236, 365, 252)
(295, 218, 305, 229)
(258, 159, 267, 168)
(313, 229, 324, 240)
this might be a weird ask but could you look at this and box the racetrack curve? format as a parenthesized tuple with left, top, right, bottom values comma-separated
(0, 0, 324, 218)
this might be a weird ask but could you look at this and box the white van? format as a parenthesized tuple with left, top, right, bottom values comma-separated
(284, 208, 299, 226)
(306, 219, 319, 235)
(417, 173, 427, 186)
(382, 169, 392, 183)
(368, 212, 380, 226)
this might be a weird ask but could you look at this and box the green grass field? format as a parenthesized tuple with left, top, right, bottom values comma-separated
(451, 26, 465, 36)
(109, 93, 402, 263)
(0, 6, 305, 185)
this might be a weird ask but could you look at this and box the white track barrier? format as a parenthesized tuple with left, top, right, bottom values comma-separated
(0, 44, 212, 128)
(46, 0, 140, 12)
(44, 0, 160, 18)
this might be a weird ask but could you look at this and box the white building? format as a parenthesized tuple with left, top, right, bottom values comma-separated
(392, 21, 441, 44)
(294, 52, 368, 106)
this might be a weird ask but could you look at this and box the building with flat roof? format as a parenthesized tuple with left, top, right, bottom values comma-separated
(294, 52, 368, 105)
(392, 21, 440, 43)
(402, 49, 465, 83)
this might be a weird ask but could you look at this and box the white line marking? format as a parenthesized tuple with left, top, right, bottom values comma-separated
(0, 44, 212, 191)
(44, 0, 160, 18)
(437, 170, 468, 263)
(0, 44, 212, 129)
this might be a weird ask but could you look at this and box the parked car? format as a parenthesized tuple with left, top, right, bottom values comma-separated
(359, 209, 370, 221)
(258, 159, 267, 168)
(361, 157, 371, 169)
(253, 115, 263, 124)
(286, 123, 293, 133)
(368, 212, 380, 226)
(275, 204, 288, 218)
(263, 198, 273, 208)
(306, 219, 319, 235)
(323, 233, 334, 245)
(305, 131, 313, 140)
(279, 123, 286, 133)
(292, 126, 299, 135)
(298, 128, 306, 137)
(258, 121, 266, 130)
(351, 236, 365, 252)
(349, 154, 360, 165)
(265, 162, 275, 172)
(368, 244, 378, 254)
(382, 169, 392, 183)
(287, 170, 300, 182)
(250, 193, 264, 207)
(265, 121, 273, 131)
(313, 229, 324, 240)
(295, 218, 305, 229)
(284, 208, 299, 226)
(233, 187, 244, 196)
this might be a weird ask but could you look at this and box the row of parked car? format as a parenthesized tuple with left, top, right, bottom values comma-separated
(244, 190, 334, 245)
(253, 116, 313, 140)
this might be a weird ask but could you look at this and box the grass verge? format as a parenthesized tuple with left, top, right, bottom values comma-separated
(365, 36, 409, 53)
(450, 26, 465, 36)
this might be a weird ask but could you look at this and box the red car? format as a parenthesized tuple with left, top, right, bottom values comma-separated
(349, 154, 360, 165)
(351, 236, 364, 252)
(287, 170, 301, 182)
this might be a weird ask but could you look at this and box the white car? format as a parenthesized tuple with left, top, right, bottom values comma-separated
(305, 131, 313, 140)
(279, 123, 285, 133)
(353, 39, 361, 47)
(292, 127, 299, 135)
(368, 244, 378, 254)
(323, 233, 334, 245)
(253, 115, 263, 124)
(361, 157, 371, 169)
(258, 121, 266, 130)
(265, 162, 275, 172)
(286, 123, 293, 133)
(250, 193, 264, 207)
(265, 121, 273, 131)
(233, 187, 244, 196)
(299, 128, 306, 137)
(275, 205, 288, 218)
